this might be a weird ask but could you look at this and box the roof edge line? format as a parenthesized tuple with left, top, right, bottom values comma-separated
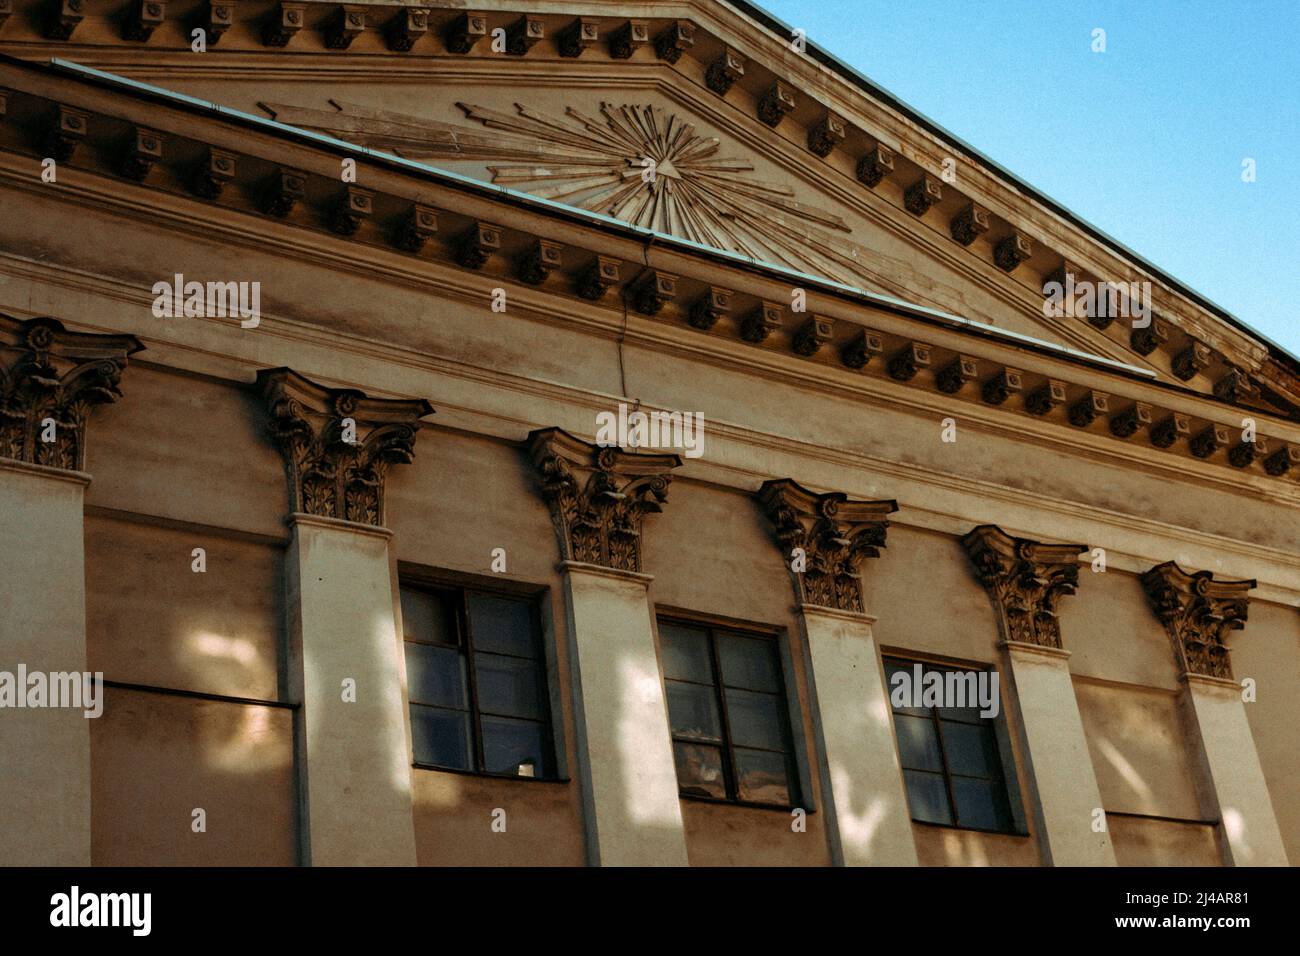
(35, 55, 1152, 382)
(720, 0, 1297, 370)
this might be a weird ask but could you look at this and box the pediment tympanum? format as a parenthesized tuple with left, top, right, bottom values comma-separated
(256, 90, 1193, 375)
(263, 97, 880, 289)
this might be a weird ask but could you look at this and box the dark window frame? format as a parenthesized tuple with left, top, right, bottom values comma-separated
(657, 615, 802, 811)
(401, 578, 559, 783)
(884, 655, 1023, 835)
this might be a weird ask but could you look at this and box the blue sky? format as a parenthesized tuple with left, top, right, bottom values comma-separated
(756, 0, 1299, 357)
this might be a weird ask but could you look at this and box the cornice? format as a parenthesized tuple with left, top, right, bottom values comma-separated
(690, 1, 1284, 371)
(72, 57, 1140, 367)
(7, 228, 1300, 547)
(5, 226, 1300, 525)
(0, 0, 1287, 408)
(1, 85, 1296, 490)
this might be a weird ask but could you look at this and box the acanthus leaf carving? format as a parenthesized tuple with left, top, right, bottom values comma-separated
(0, 314, 142, 471)
(758, 478, 896, 613)
(527, 427, 680, 574)
(1141, 562, 1253, 680)
(257, 368, 433, 527)
(962, 525, 1086, 650)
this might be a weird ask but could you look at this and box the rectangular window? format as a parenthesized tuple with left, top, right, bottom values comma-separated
(885, 657, 1016, 833)
(401, 583, 555, 780)
(658, 618, 800, 808)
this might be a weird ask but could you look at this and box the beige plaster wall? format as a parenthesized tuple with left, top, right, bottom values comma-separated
(388, 430, 588, 864)
(863, 525, 1001, 665)
(1108, 815, 1221, 867)
(2, 179, 1293, 556)
(90, 687, 296, 865)
(85, 514, 284, 700)
(411, 771, 585, 867)
(643, 478, 834, 863)
(1229, 599, 1300, 865)
(912, 824, 1039, 867)
(681, 800, 830, 866)
(1059, 570, 1180, 689)
(1074, 679, 1202, 821)
(85, 363, 287, 538)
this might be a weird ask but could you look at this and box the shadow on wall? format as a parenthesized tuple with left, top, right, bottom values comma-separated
(86, 525, 297, 866)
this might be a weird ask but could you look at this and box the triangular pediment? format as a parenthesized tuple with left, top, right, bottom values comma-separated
(258, 86, 1133, 361)
(262, 96, 875, 288)
(0, 0, 1294, 418)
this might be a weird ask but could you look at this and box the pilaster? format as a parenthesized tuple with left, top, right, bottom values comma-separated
(0, 314, 141, 865)
(527, 427, 687, 865)
(963, 525, 1115, 866)
(757, 478, 915, 865)
(1142, 562, 1288, 865)
(259, 368, 432, 866)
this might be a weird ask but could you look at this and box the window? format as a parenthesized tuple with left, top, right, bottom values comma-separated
(885, 658, 1016, 833)
(658, 618, 799, 807)
(400, 583, 555, 779)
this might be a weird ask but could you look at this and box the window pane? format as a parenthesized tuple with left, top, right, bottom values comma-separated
(717, 632, 780, 692)
(400, 587, 458, 646)
(673, 741, 727, 799)
(405, 642, 467, 709)
(475, 652, 543, 719)
(952, 777, 1012, 832)
(734, 747, 792, 805)
(481, 716, 550, 778)
(724, 688, 786, 751)
(884, 660, 928, 716)
(666, 681, 722, 742)
(893, 712, 943, 772)
(410, 705, 472, 770)
(468, 593, 536, 658)
(936, 670, 993, 723)
(941, 720, 1002, 779)
(659, 622, 712, 683)
(903, 770, 953, 825)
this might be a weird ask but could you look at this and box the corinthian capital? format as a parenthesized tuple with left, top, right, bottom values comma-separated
(962, 525, 1086, 650)
(527, 427, 680, 573)
(0, 315, 143, 471)
(257, 368, 433, 527)
(1141, 562, 1253, 680)
(757, 478, 897, 613)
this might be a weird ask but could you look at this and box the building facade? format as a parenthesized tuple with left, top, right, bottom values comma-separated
(0, 0, 1296, 867)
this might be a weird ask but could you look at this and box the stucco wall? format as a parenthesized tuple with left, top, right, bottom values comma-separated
(1230, 599, 1300, 864)
(90, 688, 296, 866)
